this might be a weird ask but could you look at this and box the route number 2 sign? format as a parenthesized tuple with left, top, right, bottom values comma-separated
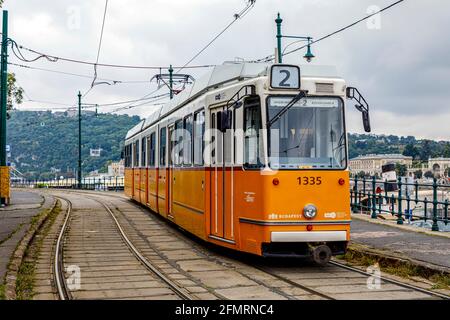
(270, 65, 300, 89)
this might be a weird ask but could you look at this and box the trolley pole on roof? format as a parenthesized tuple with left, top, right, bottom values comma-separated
(77, 91, 82, 189)
(0, 10, 10, 205)
(275, 13, 283, 63)
(168, 64, 174, 99)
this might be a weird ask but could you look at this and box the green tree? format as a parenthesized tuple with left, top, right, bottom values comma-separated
(403, 143, 419, 159)
(357, 171, 367, 179)
(414, 170, 423, 179)
(395, 163, 407, 177)
(420, 140, 432, 161)
(7, 73, 24, 113)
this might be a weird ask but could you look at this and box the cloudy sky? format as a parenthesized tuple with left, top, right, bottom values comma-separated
(2, 0, 449, 140)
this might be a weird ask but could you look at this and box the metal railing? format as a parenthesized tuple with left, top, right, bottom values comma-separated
(350, 176, 449, 231)
(11, 176, 125, 192)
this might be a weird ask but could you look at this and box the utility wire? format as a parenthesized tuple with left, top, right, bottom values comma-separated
(255, 0, 405, 62)
(12, 42, 216, 70)
(8, 62, 150, 84)
(177, 0, 256, 72)
(91, 0, 109, 88)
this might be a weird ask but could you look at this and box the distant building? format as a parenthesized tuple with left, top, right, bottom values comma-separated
(349, 154, 413, 176)
(108, 160, 124, 177)
(422, 158, 450, 177)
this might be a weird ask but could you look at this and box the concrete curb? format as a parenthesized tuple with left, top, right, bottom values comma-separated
(3, 194, 56, 300)
(352, 213, 450, 240)
(348, 242, 450, 276)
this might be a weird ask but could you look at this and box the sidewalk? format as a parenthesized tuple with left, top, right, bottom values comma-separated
(350, 213, 450, 271)
(0, 190, 53, 286)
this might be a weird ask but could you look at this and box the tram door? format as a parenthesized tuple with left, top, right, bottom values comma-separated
(167, 125, 175, 219)
(210, 108, 234, 241)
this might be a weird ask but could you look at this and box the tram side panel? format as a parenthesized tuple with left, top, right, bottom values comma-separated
(140, 168, 148, 206)
(172, 168, 207, 240)
(133, 168, 140, 202)
(124, 168, 133, 198)
(157, 168, 168, 217)
(148, 167, 158, 212)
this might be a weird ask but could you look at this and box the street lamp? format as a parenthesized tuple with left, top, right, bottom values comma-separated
(275, 13, 315, 63)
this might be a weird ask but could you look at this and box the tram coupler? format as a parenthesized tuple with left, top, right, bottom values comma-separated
(309, 244, 332, 266)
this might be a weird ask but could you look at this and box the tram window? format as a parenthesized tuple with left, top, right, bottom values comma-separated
(224, 110, 233, 164)
(159, 127, 166, 167)
(211, 113, 216, 163)
(194, 110, 205, 166)
(148, 132, 156, 167)
(244, 98, 263, 168)
(141, 137, 147, 167)
(183, 115, 193, 165)
(174, 120, 183, 166)
(267, 96, 346, 169)
(134, 140, 140, 167)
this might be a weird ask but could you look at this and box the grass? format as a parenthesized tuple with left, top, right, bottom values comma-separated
(15, 201, 61, 300)
(337, 248, 450, 291)
(0, 284, 5, 300)
(0, 223, 25, 247)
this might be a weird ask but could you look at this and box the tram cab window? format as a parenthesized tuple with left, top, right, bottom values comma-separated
(149, 132, 156, 167)
(159, 127, 166, 167)
(267, 96, 346, 169)
(141, 137, 147, 167)
(244, 97, 263, 168)
(194, 110, 205, 166)
(183, 115, 193, 165)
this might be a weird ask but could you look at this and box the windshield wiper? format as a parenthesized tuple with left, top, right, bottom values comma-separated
(280, 144, 300, 154)
(267, 91, 307, 128)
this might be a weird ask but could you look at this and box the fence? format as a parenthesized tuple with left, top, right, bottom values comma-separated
(11, 176, 125, 192)
(350, 176, 449, 231)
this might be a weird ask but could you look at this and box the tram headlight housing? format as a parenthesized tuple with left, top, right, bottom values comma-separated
(303, 204, 317, 220)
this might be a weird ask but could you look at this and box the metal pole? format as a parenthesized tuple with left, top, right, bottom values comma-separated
(432, 178, 439, 231)
(0, 11, 9, 205)
(275, 13, 283, 63)
(168, 65, 174, 100)
(78, 91, 82, 189)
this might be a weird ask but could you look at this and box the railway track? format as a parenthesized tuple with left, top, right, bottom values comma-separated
(52, 194, 194, 300)
(254, 261, 449, 300)
(48, 190, 450, 300)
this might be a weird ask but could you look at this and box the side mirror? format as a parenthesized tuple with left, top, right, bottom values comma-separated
(362, 110, 371, 133)
(217, 110, 232, 132)
(347, 86, 371, 133)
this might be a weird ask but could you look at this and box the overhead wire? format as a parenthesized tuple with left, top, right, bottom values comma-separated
(254, 0, 406, 62)
(91, 0, 109, 88)
(8, 62, 150, 84)
(176, 0, 256, 72)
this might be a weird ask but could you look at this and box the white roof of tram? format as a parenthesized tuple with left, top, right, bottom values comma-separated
(126, 62, 341, 140)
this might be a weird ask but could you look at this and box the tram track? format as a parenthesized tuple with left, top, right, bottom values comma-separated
(52, 193, 194, 300)
(50, 190, 450, 300)
(328, 260, 450, 300)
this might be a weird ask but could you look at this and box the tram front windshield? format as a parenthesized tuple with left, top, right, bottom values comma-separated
(267, 96, 346, 170)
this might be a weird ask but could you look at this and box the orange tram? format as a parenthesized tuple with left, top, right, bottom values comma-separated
(124, 63, 371, 265)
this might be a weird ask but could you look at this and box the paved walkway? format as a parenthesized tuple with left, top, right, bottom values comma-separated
(350, 214, 450, 271)
(0, 189, 53, 283)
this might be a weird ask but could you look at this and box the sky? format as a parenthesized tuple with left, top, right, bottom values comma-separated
(2, 0, 449, 140)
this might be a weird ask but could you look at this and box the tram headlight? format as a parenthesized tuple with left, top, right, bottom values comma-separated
(303, 204, 317, 220)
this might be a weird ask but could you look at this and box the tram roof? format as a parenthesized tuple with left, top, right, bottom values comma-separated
(126, 63, 341, 140)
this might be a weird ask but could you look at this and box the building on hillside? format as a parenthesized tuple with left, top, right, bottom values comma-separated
(349, 154, 413, 176)
(421, 158, 450, 177)
(108, 160, 124, 177)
